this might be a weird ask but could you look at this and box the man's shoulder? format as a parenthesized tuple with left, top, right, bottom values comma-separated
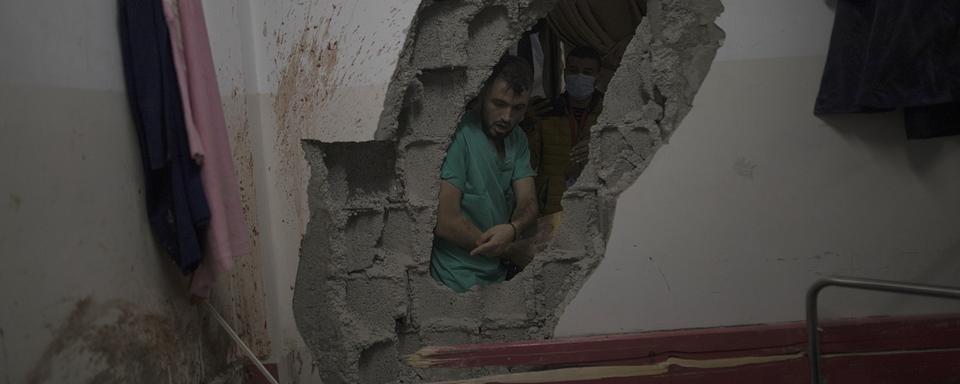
(509, 125, 530, 145)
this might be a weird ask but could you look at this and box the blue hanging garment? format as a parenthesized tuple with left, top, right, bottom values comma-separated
(118, 0, 209, 273)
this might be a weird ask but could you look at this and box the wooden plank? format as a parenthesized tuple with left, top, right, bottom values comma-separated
(426, 349, 960, 384)
(408, 314, 960, 369)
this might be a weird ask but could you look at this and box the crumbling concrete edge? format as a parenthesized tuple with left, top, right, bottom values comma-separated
(292, 0, 725, 382)
(545, 0, 726, 331)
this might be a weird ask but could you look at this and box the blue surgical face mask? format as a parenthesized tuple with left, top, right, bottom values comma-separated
(565, 73, 596, 100)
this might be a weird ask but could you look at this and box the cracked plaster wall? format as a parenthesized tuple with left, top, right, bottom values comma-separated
(292, 0, 724, 382)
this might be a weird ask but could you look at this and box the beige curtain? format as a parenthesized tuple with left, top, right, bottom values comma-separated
(546, 0, 646, 90)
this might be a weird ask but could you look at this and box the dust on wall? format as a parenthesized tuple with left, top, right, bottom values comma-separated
(291, 0, 725, 382)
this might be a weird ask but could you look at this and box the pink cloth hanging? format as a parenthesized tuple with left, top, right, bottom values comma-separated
(162, 0, 250, 298)
(161, 0, 204, 162)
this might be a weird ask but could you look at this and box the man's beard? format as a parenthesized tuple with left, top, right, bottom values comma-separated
(481, 107, 513, 139)
(485, 121, 512, 139)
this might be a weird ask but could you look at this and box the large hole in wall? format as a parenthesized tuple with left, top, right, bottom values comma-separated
(293, 0, 725, 382)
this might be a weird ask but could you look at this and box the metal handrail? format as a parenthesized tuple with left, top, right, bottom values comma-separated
(806, 277, 960, 384)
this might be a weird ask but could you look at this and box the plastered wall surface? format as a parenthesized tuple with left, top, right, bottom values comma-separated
(7, 0, 958, 383)
(291, 0, 725, 382)
(0, 0, 270, 382)
(243, 0, 420, 381)
(555, 0, 960, 337)
(251, 0, 420, 142)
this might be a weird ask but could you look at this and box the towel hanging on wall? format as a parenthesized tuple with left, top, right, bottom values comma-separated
(161, 0, 251, 299)
(120, 0, 250, 298)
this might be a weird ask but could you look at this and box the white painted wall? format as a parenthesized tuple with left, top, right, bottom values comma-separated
(0, 0, 416, 380)
(556, 0, 960, 336)
(0, 1, 200, 381)
(242, 1, 419, 381)
(250, 0, 419, 142)
(0, 0, 271, 381)
(11, 0, 958, 380)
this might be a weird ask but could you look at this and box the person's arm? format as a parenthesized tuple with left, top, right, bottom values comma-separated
(434, 181, 483, 252)
(509, 177, 538, 233)
(471, 177, 537, 257)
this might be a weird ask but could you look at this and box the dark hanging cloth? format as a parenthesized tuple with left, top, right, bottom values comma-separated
(814, 0, 960, 140)
(119, 0, 209, 273)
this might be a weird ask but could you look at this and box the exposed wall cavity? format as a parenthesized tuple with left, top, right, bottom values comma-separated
(292, 0, 725, 382)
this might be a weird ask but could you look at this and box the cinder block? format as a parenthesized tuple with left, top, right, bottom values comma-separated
(381, 207, 436, 266)
(317, 141, 398, 201)
(548, 194, 599, 254)
(481, 276, 534, 322)
(466, 6, 511, 66)
(343, 210, 385, 272)
(345, 277, 406, 340)
(535, 261, 577, 317)
(480, 326, 533, 343)
(358, 340, 400, 384)
(411, 2, 476, 69)
(399, 141, 446, 205)
(407, 68, 469, 139)
(409, 271, 483, 327)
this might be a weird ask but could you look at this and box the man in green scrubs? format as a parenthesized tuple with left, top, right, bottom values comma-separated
(431, 56, 539, 293)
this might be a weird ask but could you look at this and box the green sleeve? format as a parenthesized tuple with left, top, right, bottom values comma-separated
(440, 129, 469, 191)
(512, 130, 537, 181)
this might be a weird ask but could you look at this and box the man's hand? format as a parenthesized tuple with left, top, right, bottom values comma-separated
(470, 224, 515, 258)
(570, 138, 590, 165)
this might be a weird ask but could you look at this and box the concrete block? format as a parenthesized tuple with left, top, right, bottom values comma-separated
(411, 2, 476, 69)
(548, 194, 598, 254)
(343, 210, 385, 272)
(480, 326, 533, 343)
(358, 340, 400, 384)
(535, 261, 577, 317)
(381, 207, 436, 266)
(345, 277, 406, 340)
(407, 68, 469, 139)
(419, 327, 479, 348)
(318, 141, 398, 201)
(409, 271, 482, 327)
(481, 277, 534, 322)
(399, 141, 445, 205)
(466, 6, 511, 66)
(394, 81, 424, 140)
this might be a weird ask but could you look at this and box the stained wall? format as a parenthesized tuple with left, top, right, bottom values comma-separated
(0, 0, 270, 382)
(291, 0, 725, 382)
(556, 0, 960, 336)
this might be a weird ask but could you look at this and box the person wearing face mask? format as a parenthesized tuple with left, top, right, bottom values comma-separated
(523, 46, 604, 215)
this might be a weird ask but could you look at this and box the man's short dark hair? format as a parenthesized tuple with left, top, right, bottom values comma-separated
(487, 55, 533, 95)
(566, 46, 603, 68)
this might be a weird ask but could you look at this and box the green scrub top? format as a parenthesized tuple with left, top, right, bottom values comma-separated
(430, 111, 536, 292)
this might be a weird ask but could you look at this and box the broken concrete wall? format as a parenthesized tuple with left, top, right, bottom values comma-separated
(293, 0, 724, 382)
(245, 0, 421, 381)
